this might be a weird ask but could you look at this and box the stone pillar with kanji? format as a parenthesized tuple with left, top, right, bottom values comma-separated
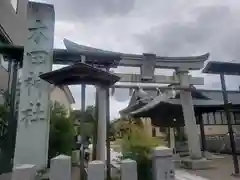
(14, 2, 55, 169)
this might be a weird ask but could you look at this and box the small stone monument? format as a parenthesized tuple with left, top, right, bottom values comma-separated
(152, 146, 175, 180)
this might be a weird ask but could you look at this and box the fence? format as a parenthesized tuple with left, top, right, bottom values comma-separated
(7, 146, 175, 180)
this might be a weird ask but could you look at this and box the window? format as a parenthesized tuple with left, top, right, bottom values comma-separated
(208, 113, 215, 124)
(10, 0, 18, 12)
(203, 113, 208, 124)
(202, 111, 236, 125)
(221, 112, 227, 124)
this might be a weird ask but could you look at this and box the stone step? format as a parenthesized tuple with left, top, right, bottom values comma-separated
(176, 170, 209, 180)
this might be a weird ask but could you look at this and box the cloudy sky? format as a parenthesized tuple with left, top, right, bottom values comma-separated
(35, 0, 240, 119)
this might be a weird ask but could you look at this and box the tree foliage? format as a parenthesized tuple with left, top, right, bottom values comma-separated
(70, 105, 96, 137)
(121, 124, 159, 180)
(0, 104, 8, 144)
(48, 102, 75, 159)
(111, 117, 144, 138)
(0, 99, 76, 161)
(122, 124, 159, 157)
(0, 91, 10, 142)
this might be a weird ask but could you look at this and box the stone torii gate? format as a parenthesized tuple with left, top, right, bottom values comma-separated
(113, 59, 210, 168)
(55, 38, 210, 165)
(0, 1, 210, 171)
(64, 41, 211, 168)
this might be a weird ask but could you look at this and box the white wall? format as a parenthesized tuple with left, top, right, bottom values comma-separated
(196, 125, 240, 136)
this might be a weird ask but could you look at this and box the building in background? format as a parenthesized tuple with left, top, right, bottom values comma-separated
(0, 0, 28, 45)
(120, 88, 240, 137)
(0, 0, 76, 113)
(50, 85, 75, 115)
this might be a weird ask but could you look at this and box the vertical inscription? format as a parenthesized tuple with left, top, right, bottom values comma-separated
(28, 19, 48, 45)
(14, 2, 55, 169)
(20, 17, 50, 126)
(24, 71, 43, 98)
(20, 102, 45, 127)
(27, 51, 48, 65)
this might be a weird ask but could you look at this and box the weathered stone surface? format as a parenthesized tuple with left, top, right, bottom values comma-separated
(152, 146, 175, 180)
(14, 1, 55, 169)
(121, 159, 137, 180)
(12, 164, 37, 180)
(96, 87, 107, 161)
(181, 157, 213, 170)
(88, 161, 105, 180)
(72, 150, 80, 165)
(177, 71, 202, 160)
(50, 155, 71, 180)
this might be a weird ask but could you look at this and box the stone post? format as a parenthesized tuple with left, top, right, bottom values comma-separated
(169, 128, 175, 153)
(88, 161, 105, 180)
(120, 159, 138, 180)
(50, 155, 71, 180)
(14, 2, 55, 169)
(152, 146, 175, 180)
(72, 150, 80, 165)
(12, 164, 37, 180)
(176, 71, 202, 159)
(96, 87, 107, 161)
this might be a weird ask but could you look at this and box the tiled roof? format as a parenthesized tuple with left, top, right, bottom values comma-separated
(120, 87, 240, 116)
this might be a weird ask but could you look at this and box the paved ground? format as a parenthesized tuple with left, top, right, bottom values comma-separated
(176, 170, 209, 180)
(179, 155, 240, 180)
(71, 143, 240, 180)
(71, 166, 80, 180)
(71, 155, 240, 180)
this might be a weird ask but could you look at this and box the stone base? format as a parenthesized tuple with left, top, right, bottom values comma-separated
(181, 157, 213, 170)
(178, 151, 189, 157)
(202, 151, 224, 160)
(173, 154, 182, 168)
(231, 172, 240, 177)
(72, 150, 80, 165)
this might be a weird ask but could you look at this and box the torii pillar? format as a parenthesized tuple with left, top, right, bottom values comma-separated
(96, 86, 107, 161)
(175, 70, 212, 169)
(140, 53, 203, 160)
(176, 70, 202, 159)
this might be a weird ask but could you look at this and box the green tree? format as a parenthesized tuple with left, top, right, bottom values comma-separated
(0, 90, 10, 142)
(70, 105, 96, 137)
(121, 124, 159, 180)
(48, 102, 75, 160)
(111, 117, 144, 138)
(0, 104, 8, 146)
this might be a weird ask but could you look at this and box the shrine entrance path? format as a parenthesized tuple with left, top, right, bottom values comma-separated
(178, 155, 240, 180)
(71, 166, 80, 180)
